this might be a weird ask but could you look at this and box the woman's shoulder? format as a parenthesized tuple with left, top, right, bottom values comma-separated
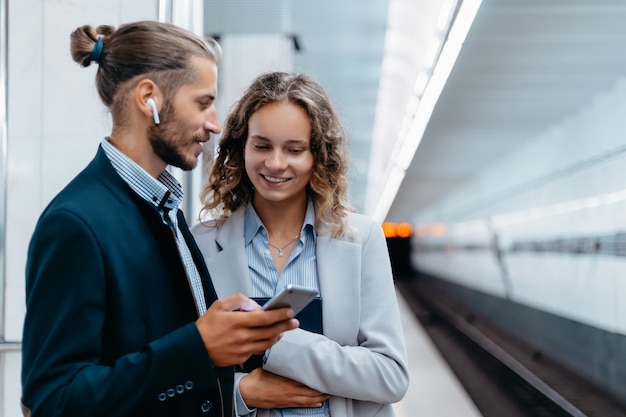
(336, 212, 380, 243)
(191, 208, 245, 247)
(345, 211, 377, 230)
(190, 219, 224, 255)
(190, 218, 221, 240)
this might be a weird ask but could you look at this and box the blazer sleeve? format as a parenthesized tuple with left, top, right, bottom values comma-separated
(22, 209, 219, 417)
(262, 218, 409, 404)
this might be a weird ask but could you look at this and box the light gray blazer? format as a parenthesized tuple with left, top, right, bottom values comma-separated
(191, 207, 409, 417)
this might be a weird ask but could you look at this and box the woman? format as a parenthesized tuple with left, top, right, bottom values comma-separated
(192, 71, 409, 417)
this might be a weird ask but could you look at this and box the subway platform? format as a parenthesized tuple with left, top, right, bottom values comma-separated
(392, 291, 482, 417)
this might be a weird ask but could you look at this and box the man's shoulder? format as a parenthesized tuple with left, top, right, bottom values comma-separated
(38, 158, 141, 230)
(46, 168, 117, 212)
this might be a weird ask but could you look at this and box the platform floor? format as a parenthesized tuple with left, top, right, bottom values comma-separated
(392, 291, 483, 417)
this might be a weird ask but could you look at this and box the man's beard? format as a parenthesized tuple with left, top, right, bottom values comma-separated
(150, 133, 196, 171)
(148, 105, 203, 171)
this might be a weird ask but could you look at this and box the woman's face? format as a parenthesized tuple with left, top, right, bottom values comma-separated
(244, 101, 314, 207)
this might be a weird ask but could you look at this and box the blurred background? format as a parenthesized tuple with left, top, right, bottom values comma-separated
(3, 0, 626, 415)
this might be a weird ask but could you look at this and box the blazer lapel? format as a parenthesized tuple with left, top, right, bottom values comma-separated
(204, 208, 253, 297)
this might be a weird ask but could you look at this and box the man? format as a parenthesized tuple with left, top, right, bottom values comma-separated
(21, 20, 298, 417)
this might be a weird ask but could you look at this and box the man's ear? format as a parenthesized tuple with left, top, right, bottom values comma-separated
(135, 79, 162, 125)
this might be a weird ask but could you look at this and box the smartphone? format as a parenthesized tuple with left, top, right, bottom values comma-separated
(261, 284, 318, 315)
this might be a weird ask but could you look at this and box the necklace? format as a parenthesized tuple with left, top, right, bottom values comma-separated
(268, 235, 300, 257)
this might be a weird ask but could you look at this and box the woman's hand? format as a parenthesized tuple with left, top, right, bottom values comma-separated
(240, 368, 330, 409)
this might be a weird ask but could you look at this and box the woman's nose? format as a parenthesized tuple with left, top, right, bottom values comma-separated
(265, 150, 287, 170)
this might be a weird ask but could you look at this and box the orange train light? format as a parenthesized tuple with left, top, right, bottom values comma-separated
(396, 222, 413, 238)
(382, 222, 413, 238)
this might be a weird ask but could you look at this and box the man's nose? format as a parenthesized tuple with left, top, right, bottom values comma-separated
(204, 109, 222, 134)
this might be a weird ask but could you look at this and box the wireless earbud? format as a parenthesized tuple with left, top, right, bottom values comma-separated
(146, 98, 160, 125)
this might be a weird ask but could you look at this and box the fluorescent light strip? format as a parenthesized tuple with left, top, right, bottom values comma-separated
(372, 0, 483, 223)
(372, 167, 406, 223)
(437, 0, 457, 31)
(414, 71, 429, 96)
(423, 38, 442, 69)
(492, 189, 626, 228)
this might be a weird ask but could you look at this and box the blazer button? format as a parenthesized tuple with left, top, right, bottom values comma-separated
(200, 400, 213, 413)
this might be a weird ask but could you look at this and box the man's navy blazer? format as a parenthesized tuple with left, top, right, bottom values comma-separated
(22, 145, 233, 417)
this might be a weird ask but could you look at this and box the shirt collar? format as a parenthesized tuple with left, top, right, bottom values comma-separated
(244, 204, 265, 247)
(101, 138, 183, 213)
(244, 199, 316, 247)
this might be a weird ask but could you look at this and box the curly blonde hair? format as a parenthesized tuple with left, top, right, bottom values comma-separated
(199, 72, 353, 238)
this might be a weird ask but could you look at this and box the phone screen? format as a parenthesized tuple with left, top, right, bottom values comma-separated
(261, 284, 318, 315)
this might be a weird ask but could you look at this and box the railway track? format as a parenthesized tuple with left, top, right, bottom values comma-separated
(396, 277, 626, 417)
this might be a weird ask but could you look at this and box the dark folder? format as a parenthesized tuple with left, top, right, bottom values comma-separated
(241, 297, 323, 372)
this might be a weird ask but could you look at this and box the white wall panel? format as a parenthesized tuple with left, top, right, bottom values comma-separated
(412, 76, 626, 337)
(6, 1, 159, 415)
(415, 77, 626, 223)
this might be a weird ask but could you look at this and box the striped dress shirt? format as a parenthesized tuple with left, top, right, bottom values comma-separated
(239, 201, 330, 417)
(101, 138, 207, 316)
